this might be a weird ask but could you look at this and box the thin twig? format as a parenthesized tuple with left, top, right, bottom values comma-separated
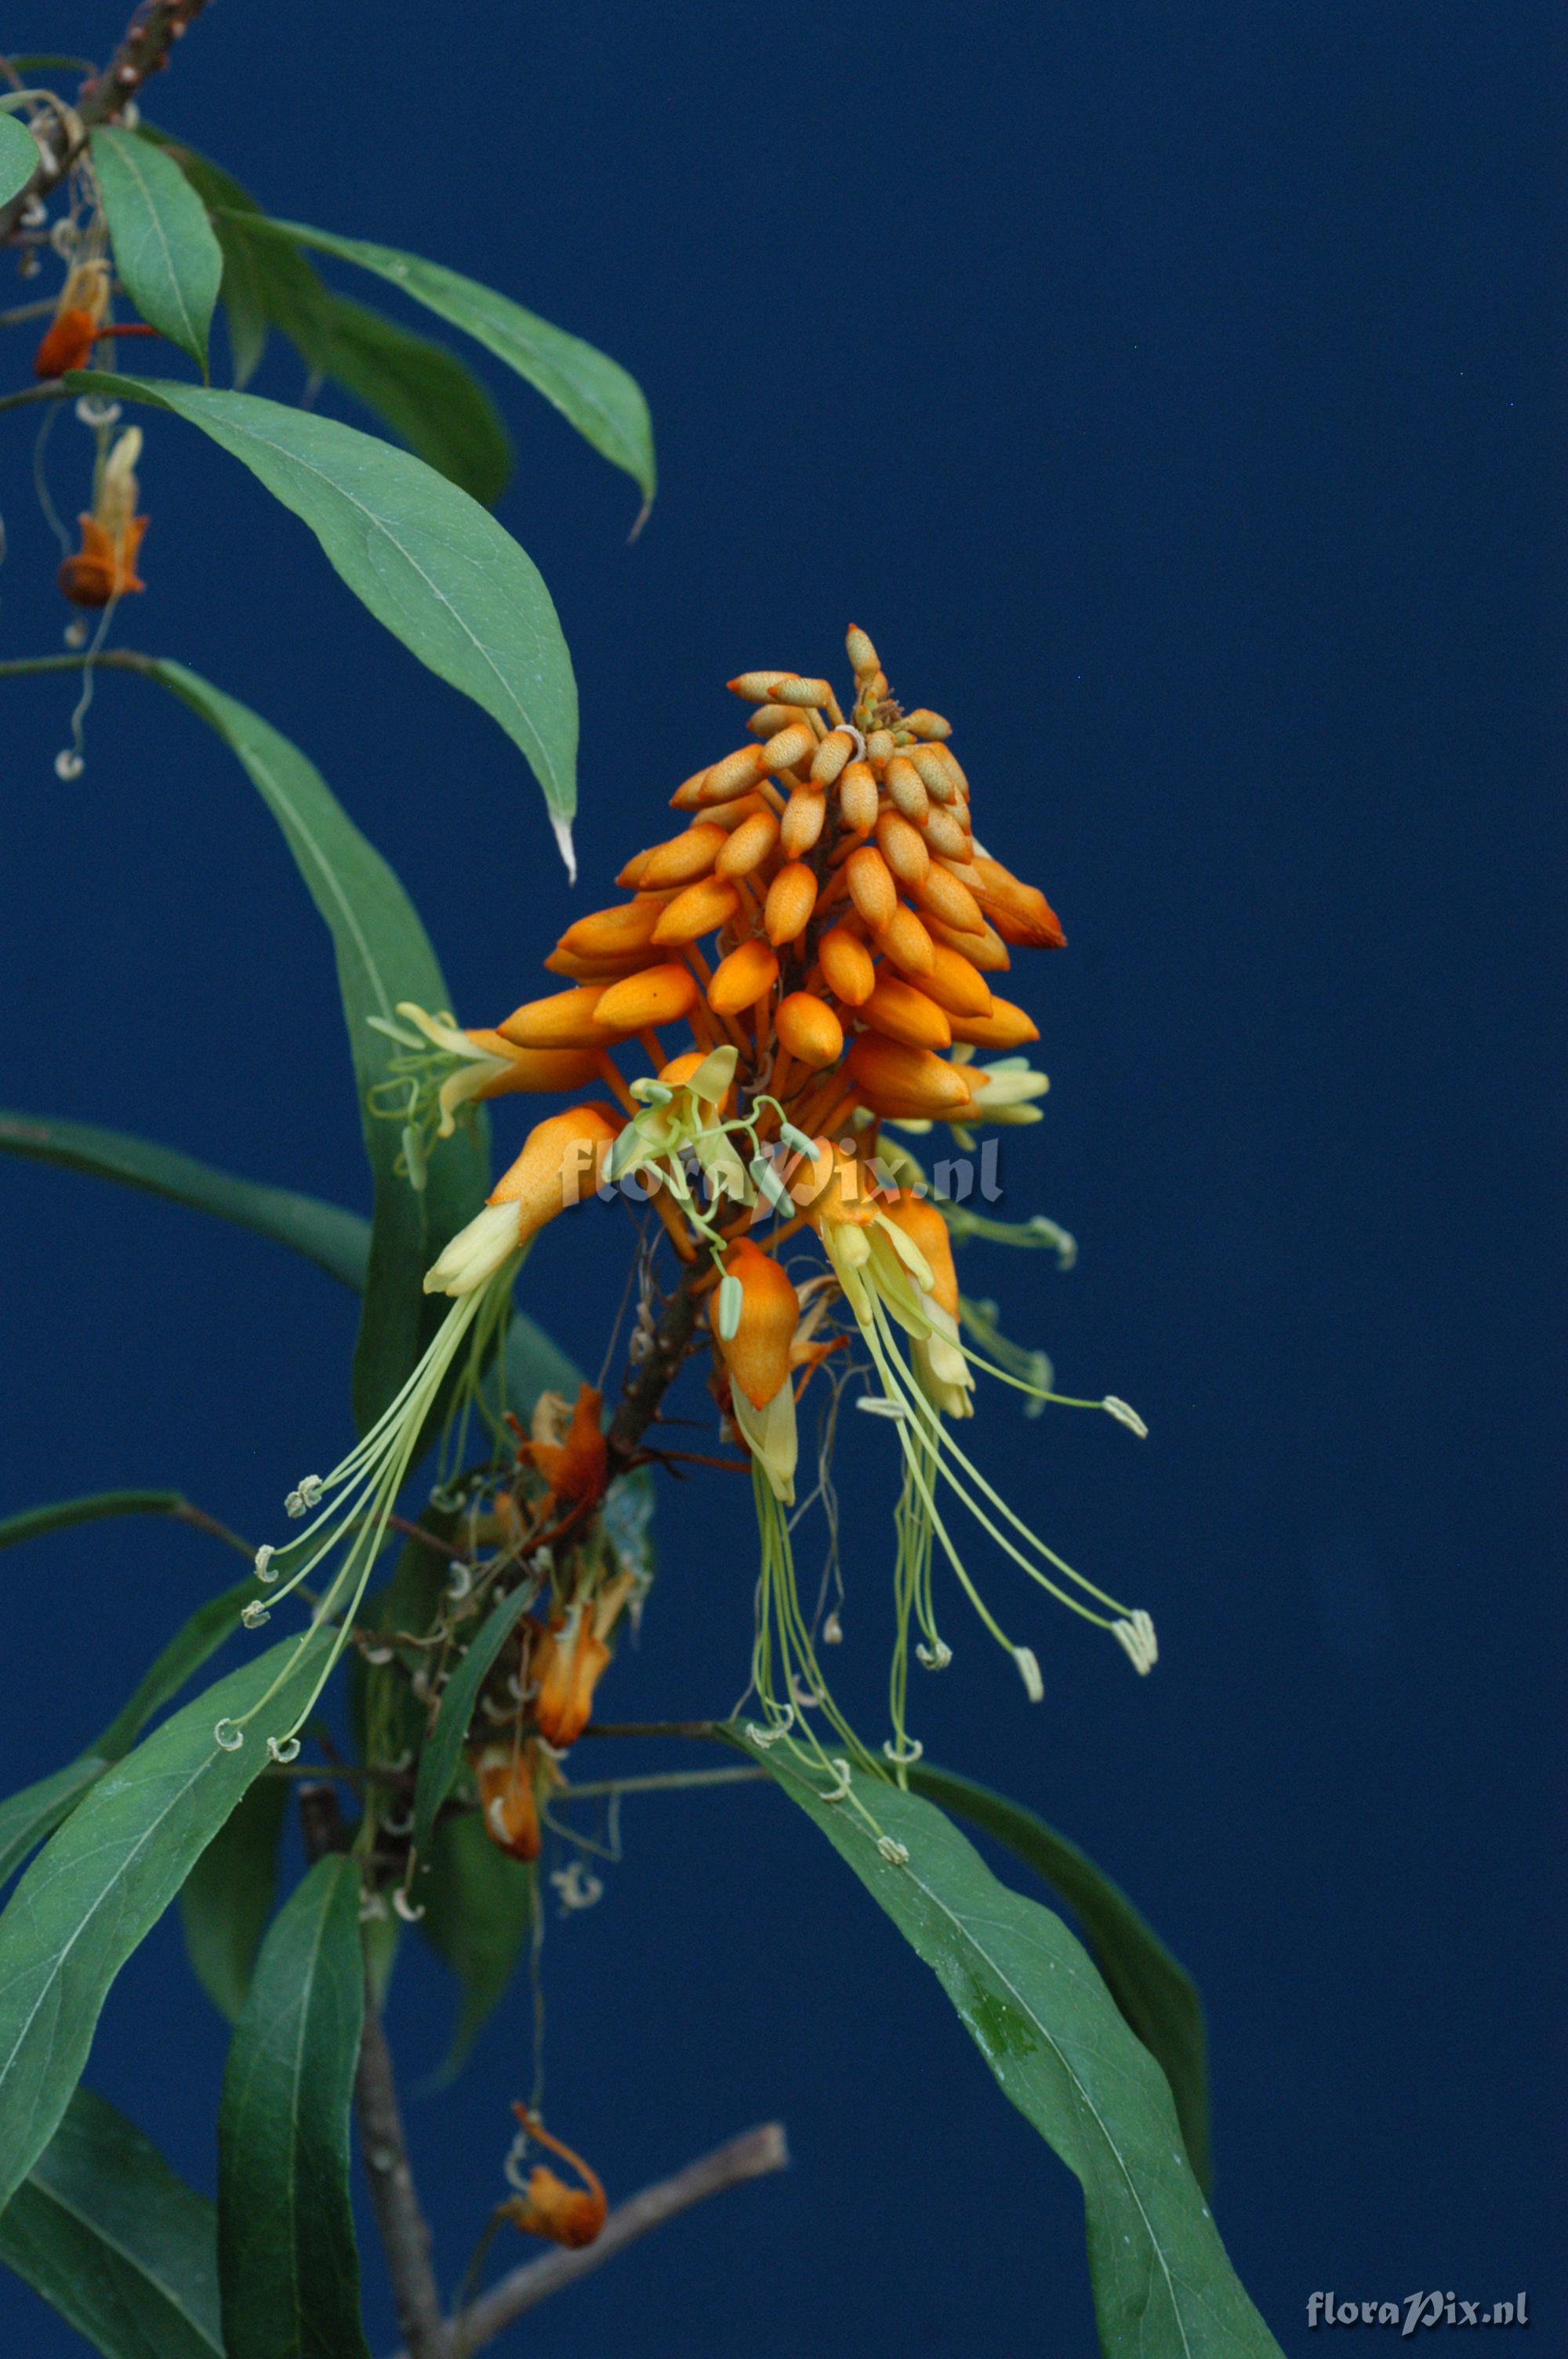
(555, 1765, 766, 1801)
(169, 1498, 256, 1562)
(0, 380, 71, 414)
(408, 2124, 789, 2359)
(0, 645, 154, 678)
(358, 1994, 452, 2359)
(580, 1719, 724, 1742)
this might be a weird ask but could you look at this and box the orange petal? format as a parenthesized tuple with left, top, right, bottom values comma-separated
(919, 944, 994, 1020)
(34, 307, 96, 380)
(875, 809, 930, 886)
(556, 900, 664, 962)
(488, 1103, 621, 1238)
(880, 1190, 961, 1315)
(466, 1040, 604, 1096)
(927, 912, 1011, 972)
(780, 787, 827, 856)
(708, 936, 779, 1014)
(838, 761, 878, 832)
(595, 962, 702, 1030)
(775, 991, 844, 1068)
(713, 1238, 798, 1408)
(474, 1743, 542, 1860)
(651, 877, 741, 945)
(764, 861, 818, 946)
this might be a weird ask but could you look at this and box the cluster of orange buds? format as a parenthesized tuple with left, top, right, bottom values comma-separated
(58, 424, 149, 609)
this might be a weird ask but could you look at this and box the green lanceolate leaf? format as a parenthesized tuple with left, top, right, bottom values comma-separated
(140, 132, 513, 499)
(0, 115, 38, 209)
(292, 289, 513, 509)
(0, 1630, 332, 2215)
(909, 1763, 1214, 2194)
(180, 1774, 290, 2022)
(140, 661, 491, 1430)
(254, 217, 656, 510)
(0, 1488, 184, 1554)
(0, 1757, 107, 1892)
(218, 1854, 369, 2359)
(95, 1573, 269, 1762)
(409, 1578, 539, 1866)
(89, 126, 222, 374)
(735, 1736, 1281, 2359)
(0, 1106, 369, 1289)
(417, 1812, 535, 2085)
(0, 2085, 223, 2359)
(74, 375, 580, 860)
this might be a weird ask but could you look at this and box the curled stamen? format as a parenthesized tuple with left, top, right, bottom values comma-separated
(550, 1860, 604, 1913)
(822, 1611, 844, 1644)
(877, 1835, 911, 1866)
(1102, 1395, 1149, 1438)
(445, 1561, 474, 1598)
(392, 1887, 426, 1922)
(916, 1638, 952, 1670)
(266, 1736, 300, 1765)
(820, 1757, 854, 1803)
(241, 1602, 270, 1629)
(254, 1544, 278, 1583)
(1013, 1645, 1044, 1702)
(883, 1735, 924, 1765)
(213, 1720, 243, 1752)
(1112, 1611, 1159, 1675)
(855, 1394, 910, 1419)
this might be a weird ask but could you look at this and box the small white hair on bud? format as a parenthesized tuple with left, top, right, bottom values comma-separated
(1013, 1645, 1044, 1703)
(1102, 1395, 1149, 1438)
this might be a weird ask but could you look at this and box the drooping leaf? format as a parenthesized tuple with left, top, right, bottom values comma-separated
(735, 1735, 1281, 2359)
(0, 1487, 185, 1554)
(0, 1757, 107, 1892)
(139, 660, 491, 1430)
(218, 1853, 369, 2359)
(417, 1812, 534, 2085)
(89, 126, 222, 374)
(0, 115, 38, 209)
(140, 131, 514, 499)
(0, 1630, 332, 2215)
(291, 289, 513, 509)
(74, 374, 580, 858)
(0, 1106, 369, 1290)
(252, 217, 656, 509)
(0, 2085, 223, 2359)
(409, 1578, 539, 1866)
(180, 1773, 290, 2022)
(910, 1763, 1214, 2194)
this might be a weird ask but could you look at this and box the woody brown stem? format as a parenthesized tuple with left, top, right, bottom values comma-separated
(1, 0, 216, 242)
(604, 1264, 704, 1477)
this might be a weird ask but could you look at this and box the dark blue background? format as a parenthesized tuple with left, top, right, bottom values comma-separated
(2, 5, 1558, 2352)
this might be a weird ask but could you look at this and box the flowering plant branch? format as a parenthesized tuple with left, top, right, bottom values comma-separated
(0, 14, 1281, 2359)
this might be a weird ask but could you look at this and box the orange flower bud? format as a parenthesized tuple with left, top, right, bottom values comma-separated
(873, 903, 937, 977)
(860, 975, 952, 1051)
(489, 1104, 621, 1240)
(775, 990, 844, 1068)
(594, 962, 702, 1030)
(920, 944, 995, 1019)
(884, 756, 931, 827)
(865, 729, 896, 765)
(651, 876, 742, 945)
(34, 306, 98, 380)
(760, 722, 815, 774)
(909, 745, 960, 806)
(474, 1743, 542, 1860)
(764, 860, 818, 945)
(632, 823, 727, 889)
(818, 924, 877, 1006)
(875, 809, 930, 886)
(543, 943, 661, 981)
(838, 761, 878, 832)
(971, 858, 1067, 949)
(881, 1191, 961, 1315)
(668, 767, 713, 809)
(615, 849, 652, 888)
(789, 1136, 880, 1226)
(768, 676, 835, 707)
(780, 787, 827, 856)
(920, 805, 971, 860)
(745, 703, 800, 740)
(502, 2113, 607, 2249)
(712, 1237, 799, 1408)
(845, 845, 897, 932)
(810, 730, 855, 786)
(499, 985, 614, 1050)
(728, 670, 797, 701)
(914, 863, 985, 934)
(927, 912, 1011, 972)
(845, 624, 880, 677)
(556, 900, 664, 963)
(466, 1037, 604, 1097)
(708, 936, 779, 1014)
(844, 1034, 972, 1117)
(902, 708, 952, 741)
(702, 791, 770, 833)
(715, 808, 780, 877)
(946, 995, 1040, 1049)
(699, 744, 769, 803)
